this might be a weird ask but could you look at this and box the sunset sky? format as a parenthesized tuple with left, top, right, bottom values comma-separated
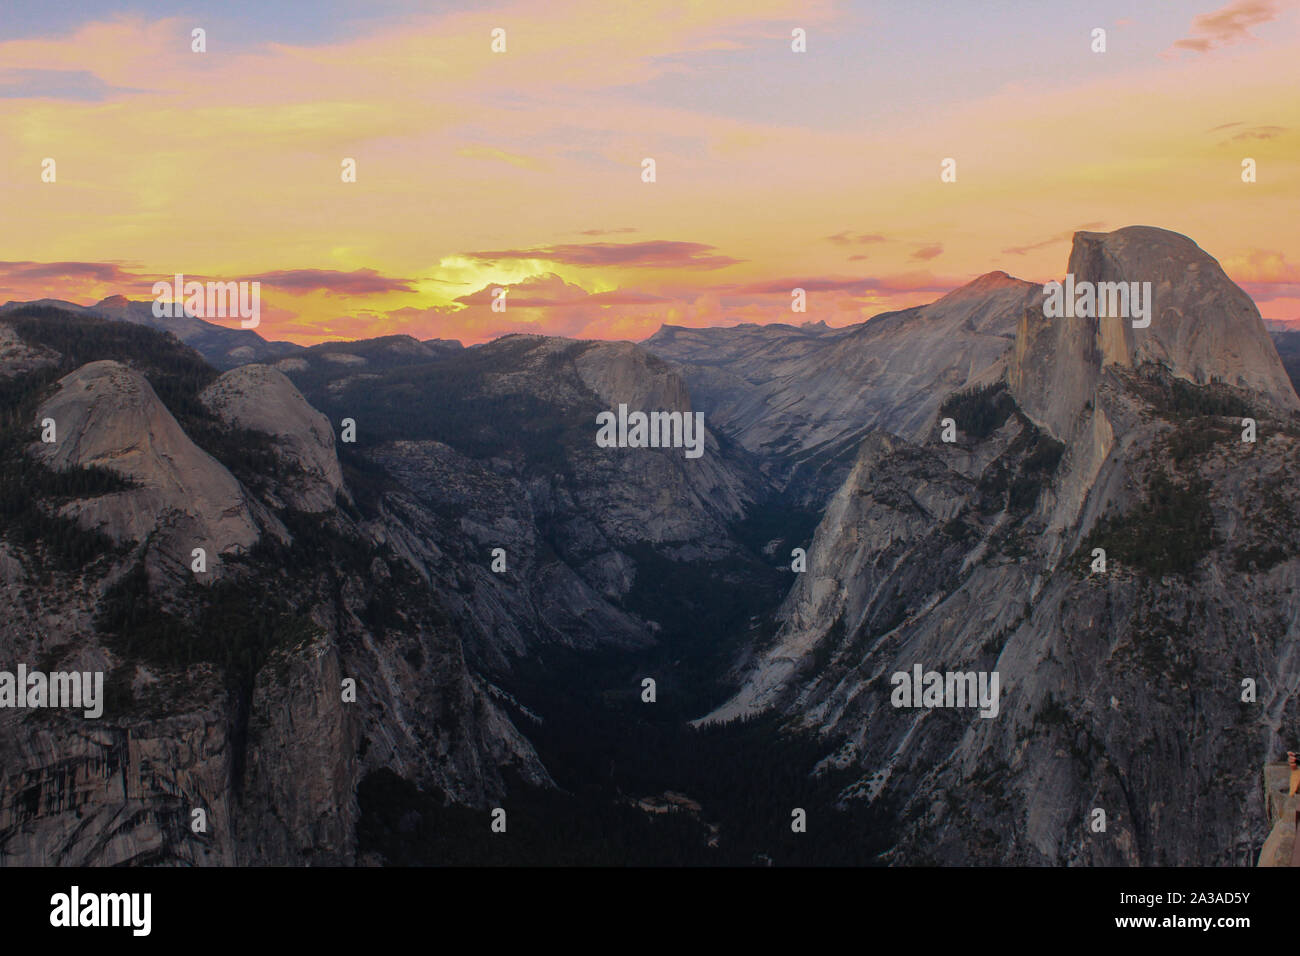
(2, 0, 1298, 345)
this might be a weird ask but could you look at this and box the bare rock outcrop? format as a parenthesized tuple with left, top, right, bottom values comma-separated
(30, 360, 260, 573)
(645, 272, 1034, 504)
(702, 226, 1300, 864)
(200, 364, 345, 513)
(0, 323, 59, 379)
(1011, 226, 1300, 443)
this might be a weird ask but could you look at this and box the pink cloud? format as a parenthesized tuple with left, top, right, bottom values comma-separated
(249, 268, 415, 296)
(0, 260, 143, 283)
(1167, 0, 1281, 55)
(463, 240, 742, 271)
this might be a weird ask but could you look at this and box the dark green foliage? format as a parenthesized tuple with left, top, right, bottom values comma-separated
(357, 712, 896, 866)
(980, 627, 1008, 657)
(289, 337, 600, 473)
(971, 405, 1065, 517)
(99, 663, 138, 720)
(1021, 430, 1065, 474)
(1134, 364, 1256, 421)
(729, 500, 821, 562)
(270, 508, 376, 574)
(808, 613, 846, 672)
(94, 559, 316, 690)
(1273, 331, 1300, 396)
(2, 310, 280, 487)
(2, 308, 218, 422)
(1081, 471, 1217, 577)
(1233, 542, 1288, 573)
(184, 418, 281, 490)
(942, 516, 973, 541)
(94, 561, 188, 662)
(1007, 427, 1065, 513)
(1033, 693, 1071, 728)
(1166, 418, 1236, 465)
(336, 444, 397, 519)
(615, 540, 787, 708)
(939, 381, 1016, 440)
(0, 365, 127, 570)
(1005, 476, 1041, 513)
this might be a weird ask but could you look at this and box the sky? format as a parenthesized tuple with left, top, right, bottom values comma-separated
(1, 0, 1298, 345)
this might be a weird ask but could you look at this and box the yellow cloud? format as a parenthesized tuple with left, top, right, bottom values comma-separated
(455, 145, 547, 170)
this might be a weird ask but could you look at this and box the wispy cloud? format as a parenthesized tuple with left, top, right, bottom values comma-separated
(0, 68, 146, 100)
(249, 268, 416, 296)
(1223, 124, 1286, 143)
(731, 273, 957, 297)
(463, 241, 743, 271)
(454, 145, 547, 170)
(1002, 224, 1106, 257)
(0, 260, 143, 282)
(826, 231, 889, 246)
(1167, 0, 1282, 55)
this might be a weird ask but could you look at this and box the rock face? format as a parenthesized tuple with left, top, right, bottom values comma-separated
(1074, 228, 1297, 407)
(645, 272, 1033, 505)
(1008, 227, 1300, 548)
(0, 312, 549, 865)
(1011, 226, 1299, 443)
(81, 295, 302, 370)
(576, 338, 696, 414)
(288, 332, 774, 672)
(31, 360, 262, 574)
(702, 227, 1300, 864)
(2, 225, 1297, 868)
(0, 323, 59, 378)
(0, 312, 775, 865)
(200, 364, 345, 513)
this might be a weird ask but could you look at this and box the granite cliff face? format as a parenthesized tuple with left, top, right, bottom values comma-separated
(0, 309, 546, 864)
(282, 332, 775, 672)
(0, 310, 775, 864)
(702, 227, 1300, 863)
(2, 226, 1296, 866)
(645, 272, 1033, 506)
(32, 360, 264, 579)
(1011, 226, 1297, 443)
(0, 296, 303, 370)
(200, 364, 346, 514)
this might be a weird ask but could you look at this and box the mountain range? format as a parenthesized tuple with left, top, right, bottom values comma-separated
(1, 225, 1297, 865)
